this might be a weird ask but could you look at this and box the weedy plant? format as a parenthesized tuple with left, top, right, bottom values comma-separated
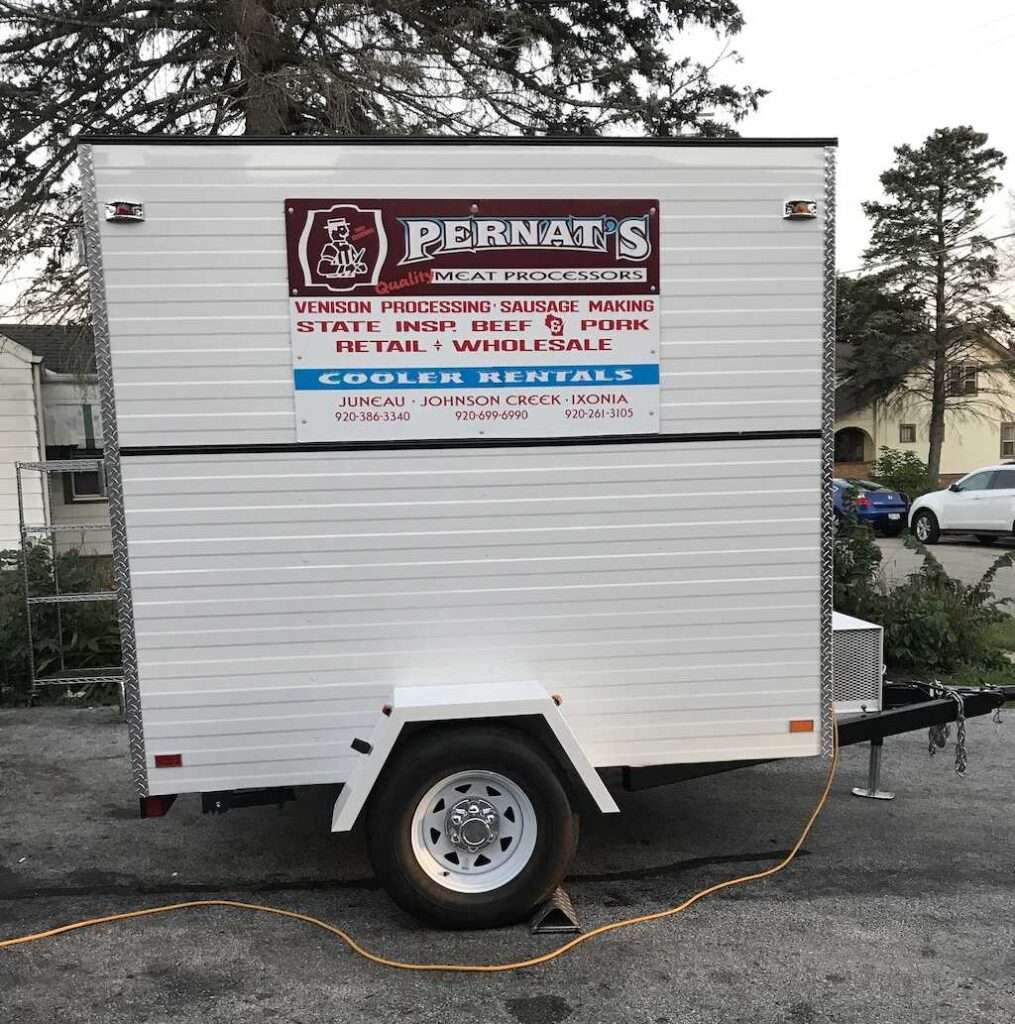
(874, 535, 1013, 676)
(0, 542, 121, 705)
(834, 506, 1015, 679)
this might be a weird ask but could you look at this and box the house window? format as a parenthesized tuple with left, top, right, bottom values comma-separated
(947, 363, 978, 397)
(66, 469, 106, 503)
(899, 423, 917, 444)
(1002, 423, 1015, 460)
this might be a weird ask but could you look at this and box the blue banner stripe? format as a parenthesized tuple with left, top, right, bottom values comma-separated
(295, 364, 659, 390)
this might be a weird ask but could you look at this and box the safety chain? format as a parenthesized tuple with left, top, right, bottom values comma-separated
(987, 686, 1005, 729)
(926, 681, 967, 776)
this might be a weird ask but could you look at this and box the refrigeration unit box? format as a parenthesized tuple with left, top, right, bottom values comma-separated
(831, 611, 883, 715)
(79, 135, 836, 927)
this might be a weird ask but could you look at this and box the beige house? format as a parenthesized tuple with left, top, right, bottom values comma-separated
(834, 335, 1015, 484)
(0, 325, 111, 560)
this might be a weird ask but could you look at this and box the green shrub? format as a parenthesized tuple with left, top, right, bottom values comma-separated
(833, 528, 1014, 678)
(870, 445, 936, 499)
(0, 542, 121, 704)
(832, 508, 882, 620)
(979, 615, 1015, 652)
(874, 538, 1012, 674)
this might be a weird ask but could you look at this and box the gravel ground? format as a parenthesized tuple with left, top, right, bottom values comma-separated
(2, 707, 1014, 1023)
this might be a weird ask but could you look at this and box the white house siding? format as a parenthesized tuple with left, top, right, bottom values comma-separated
(45, 475, 113, 558)
(42, 376, 111, 557)
(0, 337, 44, 553)
(88, 141, 827, 794)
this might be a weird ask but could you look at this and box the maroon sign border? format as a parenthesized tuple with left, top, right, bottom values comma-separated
(285, 198, 660, 297)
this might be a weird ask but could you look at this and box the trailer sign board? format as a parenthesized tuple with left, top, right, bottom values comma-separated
(285, 198, 660, 442)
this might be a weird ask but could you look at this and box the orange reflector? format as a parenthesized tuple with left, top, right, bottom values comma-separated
(789, 719, 814, 733)
(154, 753, 183, 768)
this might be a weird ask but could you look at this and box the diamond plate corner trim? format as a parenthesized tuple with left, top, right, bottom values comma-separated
(820, 146, 837, 758)
(79, 144, 148, 796)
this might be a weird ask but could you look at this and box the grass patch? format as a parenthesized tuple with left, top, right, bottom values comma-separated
(938, 664, 1015, 688)
(980, 616, 1015, 652)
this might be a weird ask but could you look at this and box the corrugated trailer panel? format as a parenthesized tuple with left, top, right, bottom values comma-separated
(83, 138, 833, 806)
(121, 438, 821, 794)
(92, 143, 824, 447)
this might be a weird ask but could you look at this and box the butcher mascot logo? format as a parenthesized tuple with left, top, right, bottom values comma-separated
(318, 218, 367, 279)
(294, 202, 387, 294)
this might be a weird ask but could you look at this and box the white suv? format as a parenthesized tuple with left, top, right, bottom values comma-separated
(909, 464, 1015, 545)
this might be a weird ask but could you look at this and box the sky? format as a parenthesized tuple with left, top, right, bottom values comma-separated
(4, 1, 1014, 313)
(730, 0, 1015, 269)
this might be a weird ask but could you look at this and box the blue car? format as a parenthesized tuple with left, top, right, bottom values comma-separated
(832, 478, 909, 536)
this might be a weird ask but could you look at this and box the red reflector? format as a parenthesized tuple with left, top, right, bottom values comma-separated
(140, 794, 177, 818)
(381, 704, 392, 716)
(789, 719, 815, 733)
(154, 753, 183, 768)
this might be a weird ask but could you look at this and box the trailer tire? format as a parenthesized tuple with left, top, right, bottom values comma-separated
(912, 509, 939, 544)
(366, 725, 578, 929)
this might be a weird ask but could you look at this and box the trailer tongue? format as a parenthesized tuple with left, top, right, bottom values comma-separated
(622, 681, 1012, 791)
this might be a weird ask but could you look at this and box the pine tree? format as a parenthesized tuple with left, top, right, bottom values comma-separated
(862, 127, 1012, 481)
(836, 272, 927, 406)
(0, 0, 765, 324)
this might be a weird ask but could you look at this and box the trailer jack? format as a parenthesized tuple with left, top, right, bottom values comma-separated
(850, 737, 894, 801)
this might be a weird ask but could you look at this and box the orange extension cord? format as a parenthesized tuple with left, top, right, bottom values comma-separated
(0, 722, 839, 973)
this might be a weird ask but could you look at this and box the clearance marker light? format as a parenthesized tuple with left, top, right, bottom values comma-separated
(783, 199, 817, 220)
(154, 753, 183, 768)
(105, 201, 144, 222)
(789, 719, 815, 733)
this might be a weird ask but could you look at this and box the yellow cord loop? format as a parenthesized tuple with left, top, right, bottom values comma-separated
(1, 724, 838, 972)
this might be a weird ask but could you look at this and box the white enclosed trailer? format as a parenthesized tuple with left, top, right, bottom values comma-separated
(79, 135, 836, 926)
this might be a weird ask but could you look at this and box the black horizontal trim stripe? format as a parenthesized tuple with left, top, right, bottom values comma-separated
(119, 429, 821, 458)
(79, 134, 837, 148)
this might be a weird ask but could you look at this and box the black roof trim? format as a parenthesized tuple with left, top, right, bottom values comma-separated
(78, 134, 837, 148)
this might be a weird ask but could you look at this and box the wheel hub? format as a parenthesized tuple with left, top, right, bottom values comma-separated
(412, 769, 537, 894)
(445, 796, 499, 851)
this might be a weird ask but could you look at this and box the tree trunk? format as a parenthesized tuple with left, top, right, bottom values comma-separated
(926, 187, 948, 484)
(927, 350, 947, 483)
(224, 0, 290, 135)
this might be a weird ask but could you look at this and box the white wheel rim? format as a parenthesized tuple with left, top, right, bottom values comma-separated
(409, 769, 537, 894)
(916, 516, 929, 540)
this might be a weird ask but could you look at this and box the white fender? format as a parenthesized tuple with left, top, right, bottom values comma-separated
(331, 680, 619, 832)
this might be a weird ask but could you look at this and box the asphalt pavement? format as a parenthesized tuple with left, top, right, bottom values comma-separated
(877, 534, 1015, 600)
(2, 707, 1014, 1024)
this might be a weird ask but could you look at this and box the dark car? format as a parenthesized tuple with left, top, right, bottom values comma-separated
(832, 478, 909, 536)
